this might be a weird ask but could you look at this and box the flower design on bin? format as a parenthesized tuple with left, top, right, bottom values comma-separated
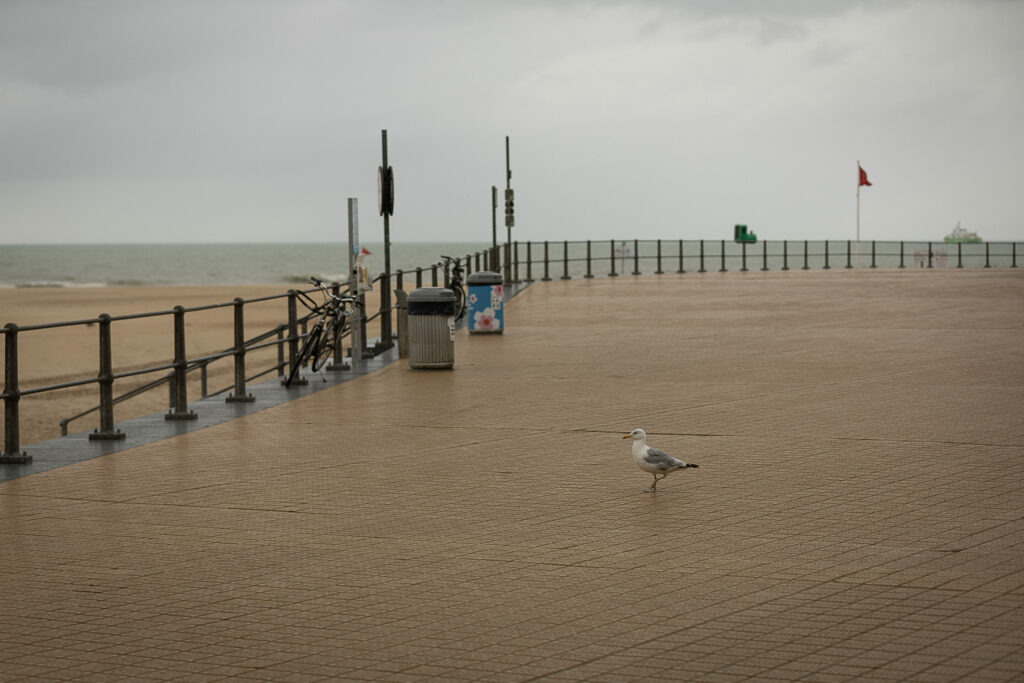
(469, 293, 478, 304)
(474, 307, 499, 331)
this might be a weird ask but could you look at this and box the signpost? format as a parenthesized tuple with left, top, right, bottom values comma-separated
(377, 130, 395, 351)
(347, 198, 363, 361)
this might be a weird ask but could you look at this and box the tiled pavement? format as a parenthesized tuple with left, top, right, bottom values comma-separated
(2, 269, 1022, 682)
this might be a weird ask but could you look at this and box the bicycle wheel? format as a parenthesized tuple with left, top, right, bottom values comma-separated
(453, 285, 467, 320)
(311, 316, 339, 372)
(285, 328, 320, 386)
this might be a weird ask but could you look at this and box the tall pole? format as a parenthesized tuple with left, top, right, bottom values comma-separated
(504, 136, 513, 284)
(856, 160, 861, 268)
(491, 185, 497, 250)
(381, 130, 392, 347)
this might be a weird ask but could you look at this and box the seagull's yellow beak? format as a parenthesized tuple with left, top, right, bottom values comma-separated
(622, 434, 631, 439)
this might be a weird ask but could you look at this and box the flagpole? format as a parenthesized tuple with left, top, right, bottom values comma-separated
(856, 160, 861, 268)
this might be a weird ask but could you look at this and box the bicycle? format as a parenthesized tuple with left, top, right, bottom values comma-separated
(441, 255, 467, 321)
(284, 278, 360, 387)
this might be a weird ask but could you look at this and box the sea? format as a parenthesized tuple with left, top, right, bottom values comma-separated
(1, 239, 1017, 288)
(0, 242, 492, 288)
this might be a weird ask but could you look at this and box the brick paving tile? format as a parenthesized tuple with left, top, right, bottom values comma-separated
(2, 270, 1022, 682)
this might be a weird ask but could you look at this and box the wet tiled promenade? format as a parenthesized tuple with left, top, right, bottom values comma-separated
(2, 270, 1022, 682)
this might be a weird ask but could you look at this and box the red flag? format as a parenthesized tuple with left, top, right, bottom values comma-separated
(859, 165, 872, 187)
(360, 247, 372, 255)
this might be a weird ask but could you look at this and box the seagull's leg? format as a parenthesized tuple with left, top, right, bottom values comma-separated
(644, 474, 658, 492)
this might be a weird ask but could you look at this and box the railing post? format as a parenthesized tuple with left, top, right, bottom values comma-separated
(985, 242, 991, 268)
(699, 239, 706, 273)
(719, 239, 727, 273)
(1, 323, 30, 463)
(802, 240, 809, 270)
(542, 241, 552, 282)
(871, 241, 877, 269)
(846, 240, 853, 269)
(416, 267, 423, 288)
(899, 241, 906, 268)
(90, 313, 126, 439)
(761, 240, 769, 271)
(655, 239, 664, 274)
(166, 306, 197, 420)
(561, 240, 571, 280)
(609, 239, 618, 277)
(514, 241, 520, 283)
(632, 239, 641, 275)
(928, 242, 934, 269)
(226, 298, 255, 401)
(782, 240, 789, 271)
(524, 241, 533, 282)
(1012, 242, 1017, 268)
(741, 241, 748, 272)
(823, 241, 831, 270)
(677, 239, 685, 274)
(585, 240, 594, 278)
(475, 252, 481, 272)
(284, 291, 307, 386)
(326, 282, 348, 371)
(957, 242, 963, 269)
(431, 264, 439, 287)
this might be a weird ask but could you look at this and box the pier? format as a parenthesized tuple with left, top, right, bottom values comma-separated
(2, 269, 1023, 681)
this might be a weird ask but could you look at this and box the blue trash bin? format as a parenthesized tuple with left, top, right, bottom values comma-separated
(466, 271, 504, 334)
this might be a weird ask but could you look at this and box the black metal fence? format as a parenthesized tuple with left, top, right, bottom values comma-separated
(2, 239, 1019, 461)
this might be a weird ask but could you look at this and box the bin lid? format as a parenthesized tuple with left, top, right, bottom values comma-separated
(407, 287, 456, 303)
(467, 271, 503, 285)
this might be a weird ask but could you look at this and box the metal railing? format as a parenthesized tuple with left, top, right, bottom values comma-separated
(499, 239, 1020, 282)
(3, 239, 1016, 462)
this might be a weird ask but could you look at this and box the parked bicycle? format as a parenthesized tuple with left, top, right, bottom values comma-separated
(284, 278, 361, 387)
(441, 255, 467, 321)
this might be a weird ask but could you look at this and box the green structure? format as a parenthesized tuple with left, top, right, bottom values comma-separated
(734, 224, 757, 243)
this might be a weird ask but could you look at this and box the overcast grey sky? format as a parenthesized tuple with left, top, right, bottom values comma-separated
(2, 0, 1021, 244)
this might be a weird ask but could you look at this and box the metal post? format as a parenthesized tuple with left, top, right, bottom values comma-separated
(632, 239, 641, 275)
(699, 239, 706, 273)
(558, 240, 569, 280)
(542, 241, 551, 282)
(782, 240, 789, 271)
(609, 239, 618, 277)
(761, 240, 769, 271)
(514, 241, 520, 283)
(823, 241, 831, 270)
(585, 240, 594, 278)
(525, 241, 533, 282)
(985, 242, 991, 268)
(928, 242, 934, 269)
(1013, 243, 1017, 268)
(656, 239, 664, 274)
(491, 185, 497, 253)
(326, 282, 347, 371)
(957, 242, 963, 269)
(871, 241, 877, 269)
(802, 240, 809, 270)
(677, 239, 685, 274)
(89, 313, 127, 439)
(226, 298, 255, 401)
(379, 131, 393, 349)
(1, 323, 30, 463)
(416, 267, 423, 289)
(845, 240, 852, 269)
(166, 306, 197, 419)
(284, 291, 307, 386)
(431, 264, 438, 287)
(276, 327, 285, 377)
(899, 241, 906, 268)
(719, 239, 727, 272)
(741, 241, 748, 272)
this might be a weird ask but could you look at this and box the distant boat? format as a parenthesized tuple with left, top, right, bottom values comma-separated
(944, 222, 982, 243)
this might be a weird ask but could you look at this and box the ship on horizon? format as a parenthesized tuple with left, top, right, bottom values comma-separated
(944, 222, 982, 243)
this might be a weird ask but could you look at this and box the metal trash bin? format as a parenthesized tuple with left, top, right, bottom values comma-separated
(407, 287, 456, 369)
(466, 271, 504, 334)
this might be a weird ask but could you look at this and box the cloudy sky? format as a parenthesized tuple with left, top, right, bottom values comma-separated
(1, 0, 1021, 245)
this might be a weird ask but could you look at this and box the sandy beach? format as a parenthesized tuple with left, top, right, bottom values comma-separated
(1, 284, 389, 446)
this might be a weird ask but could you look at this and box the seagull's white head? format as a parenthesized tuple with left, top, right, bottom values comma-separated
(622, 428, 647, 441)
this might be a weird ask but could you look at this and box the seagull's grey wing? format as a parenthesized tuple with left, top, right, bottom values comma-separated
(643, 447, 686, 471)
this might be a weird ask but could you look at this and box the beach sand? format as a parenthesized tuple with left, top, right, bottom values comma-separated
(1, 285, 390, 446)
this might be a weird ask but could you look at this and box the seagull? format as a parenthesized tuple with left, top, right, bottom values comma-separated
(623, 428, 699, 492)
